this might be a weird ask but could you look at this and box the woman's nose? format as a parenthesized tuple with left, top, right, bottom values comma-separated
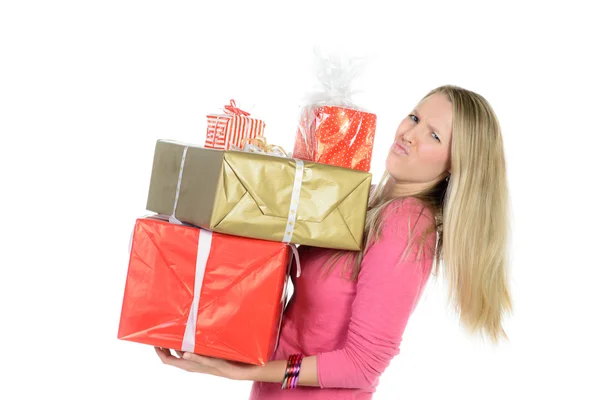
(402, 129, 416, 144)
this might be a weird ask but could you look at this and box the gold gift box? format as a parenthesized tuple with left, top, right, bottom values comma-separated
(146, 140, 371, 251)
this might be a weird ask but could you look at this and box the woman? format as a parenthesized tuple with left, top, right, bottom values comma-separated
(155, 85, 513, 399)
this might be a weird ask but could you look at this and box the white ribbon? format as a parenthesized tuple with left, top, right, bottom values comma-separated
(169, 146, 189, 225)
(282, 160, 304, 245)
(181, 229, 213, 352)
(288, 244, 301, 278)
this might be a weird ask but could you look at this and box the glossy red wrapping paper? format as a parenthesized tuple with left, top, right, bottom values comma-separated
(293, 105, 377, 172)
(118, 217, 291, 365)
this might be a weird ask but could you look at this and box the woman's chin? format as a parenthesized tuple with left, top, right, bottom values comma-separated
(385, 157, 403, 180)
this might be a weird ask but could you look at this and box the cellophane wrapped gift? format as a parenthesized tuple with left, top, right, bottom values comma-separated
(293, 51, 377, 172)
(145, 139, 372, 251)
(118, 216, 291, 366)
(205, 99, 265, 150)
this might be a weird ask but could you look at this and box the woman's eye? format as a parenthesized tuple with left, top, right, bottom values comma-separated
(409, 114, 440, 142)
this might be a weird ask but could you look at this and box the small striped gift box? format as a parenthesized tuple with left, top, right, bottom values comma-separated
(205, 99, 266, 150)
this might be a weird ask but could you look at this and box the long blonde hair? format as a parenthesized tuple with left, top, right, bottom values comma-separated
(327, 85, 513, 343)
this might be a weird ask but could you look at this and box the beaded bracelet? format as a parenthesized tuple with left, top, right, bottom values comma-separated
(281, 353, 304, 390)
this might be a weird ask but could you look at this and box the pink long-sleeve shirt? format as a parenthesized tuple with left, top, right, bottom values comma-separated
(249, 198, 436, 400)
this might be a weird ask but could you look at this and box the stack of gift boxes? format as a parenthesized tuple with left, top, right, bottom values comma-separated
(118, 99, 377, 366)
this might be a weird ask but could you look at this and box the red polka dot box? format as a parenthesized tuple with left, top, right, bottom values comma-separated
(293, 105, 376, 172)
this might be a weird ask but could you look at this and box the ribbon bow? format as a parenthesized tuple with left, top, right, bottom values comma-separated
(232, 136, 290, 158)
(223, 99, 251, 116)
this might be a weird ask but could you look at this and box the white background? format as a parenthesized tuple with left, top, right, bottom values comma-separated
(1, 1, 599, 399)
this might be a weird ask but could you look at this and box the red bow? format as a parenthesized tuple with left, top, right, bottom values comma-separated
(224, 99, 250, 116)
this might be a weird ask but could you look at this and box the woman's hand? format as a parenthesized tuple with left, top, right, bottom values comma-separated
(154, 347, 255, 381)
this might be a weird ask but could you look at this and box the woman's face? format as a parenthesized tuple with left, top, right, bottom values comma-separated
(385, 92, 453, 185)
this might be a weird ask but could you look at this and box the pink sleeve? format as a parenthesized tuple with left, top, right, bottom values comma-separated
(316, 199, 436, 389)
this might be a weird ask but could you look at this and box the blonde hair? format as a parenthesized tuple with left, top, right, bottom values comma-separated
(326, 85, 513, 344)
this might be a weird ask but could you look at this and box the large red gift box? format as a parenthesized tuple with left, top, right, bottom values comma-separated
(293, 105, 377, 172)
(118, 217, 291, 366)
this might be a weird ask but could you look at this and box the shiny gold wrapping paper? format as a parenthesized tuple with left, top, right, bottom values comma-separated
(146, 140, 371, 251)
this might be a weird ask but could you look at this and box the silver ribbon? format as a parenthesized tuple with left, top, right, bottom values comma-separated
(169, 146, 189, 225)
(282, 160, 304, 245)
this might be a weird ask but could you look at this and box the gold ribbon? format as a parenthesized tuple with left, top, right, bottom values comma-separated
(232, 136, 290, 158)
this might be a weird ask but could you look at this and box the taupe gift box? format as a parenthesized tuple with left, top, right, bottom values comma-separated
(146, 139, 372, 251)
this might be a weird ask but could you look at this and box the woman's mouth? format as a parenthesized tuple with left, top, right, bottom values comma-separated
(391, 142, 408, 156)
